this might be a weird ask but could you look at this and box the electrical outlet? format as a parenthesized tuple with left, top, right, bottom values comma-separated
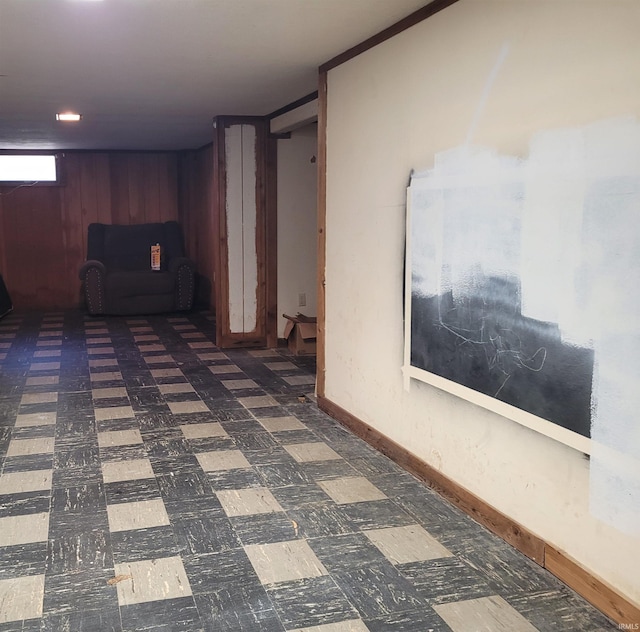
(298, 292, 306, 307)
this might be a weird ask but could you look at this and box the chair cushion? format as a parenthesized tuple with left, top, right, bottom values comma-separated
(102, 223, 166, 271)
(106, 271, 174, 299)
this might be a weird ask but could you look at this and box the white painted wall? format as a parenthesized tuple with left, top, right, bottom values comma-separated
(324, 0, 640, 604)
(277, 124, 318, 338)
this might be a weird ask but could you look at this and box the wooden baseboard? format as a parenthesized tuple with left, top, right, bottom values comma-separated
(317, 395, 640, 626)
(545, 546, 640, 626)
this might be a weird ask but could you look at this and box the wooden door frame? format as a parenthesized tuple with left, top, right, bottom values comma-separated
(212, 115, 277, 348)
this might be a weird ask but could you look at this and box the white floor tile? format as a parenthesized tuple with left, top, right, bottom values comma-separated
(318, 477, 387, 504)
(0, 575, 45, 623)
(244, 540, 327, 585)
(434, 595, 539, 632)
(196, 450, 251, 472)
(97, 429, 143, 448)
(107, 499, 170, 532)
(0, 470, 52, 495)
(364, 524, 453, 564)
(101, 458, 155, 484)
(284, 442, 342, 463)
(216, 487, 283, 517)
(180, 423, 228, 440)
(114, 556, 192, 606)
(0, 513, 49, 547)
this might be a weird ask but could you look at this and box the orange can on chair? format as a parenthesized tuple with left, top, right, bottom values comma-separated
(151, 243, 161, 271)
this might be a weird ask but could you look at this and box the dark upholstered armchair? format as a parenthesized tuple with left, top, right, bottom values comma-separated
(79, 221, 195, 316)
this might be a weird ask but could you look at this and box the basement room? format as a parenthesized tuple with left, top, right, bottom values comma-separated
(0, 0, 638, 630)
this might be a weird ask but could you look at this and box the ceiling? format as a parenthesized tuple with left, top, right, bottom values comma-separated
(0, 0, 428, 151)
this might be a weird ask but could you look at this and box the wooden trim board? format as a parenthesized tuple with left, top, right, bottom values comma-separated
(267, 91, 319, 120)
(316, 71, 328, 398)
(317, 394, 639, 626)
(320, 0, 459, 73)
(212, 118, 227, 346)
(546, 547, 640, 626)
(212, 116, 271, 348)
(265, 134, 278, 349)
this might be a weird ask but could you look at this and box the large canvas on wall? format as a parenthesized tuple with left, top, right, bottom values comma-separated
(404, 116, 640, 454)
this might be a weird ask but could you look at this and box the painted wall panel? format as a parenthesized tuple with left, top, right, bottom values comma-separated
(178, 145, 214, 310)
(277, 125, 318, 337)
(241, 125, 258, 332)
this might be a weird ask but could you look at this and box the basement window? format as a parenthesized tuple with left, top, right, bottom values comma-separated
(0, 154, 59, 184)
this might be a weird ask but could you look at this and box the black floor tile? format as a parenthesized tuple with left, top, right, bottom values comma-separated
(307, 533, 388, 573)
(119, 596, 203, 632)
(205, 468, 264, 490)
(155, 471, 215, 501)
(331, 562, 428, 618)
(104, 479, 162, 505)
(48, 510, 110, 538)
(0, 621, 34, 632)
(0, 491, 50, 518)
(506, 588, 620, 632)
(46, 529, 112, 573)
(265, 575, 360, 630)
(53, 446, 100, 469)
(364, 608, 453, 632)
(285, 502, 355, 538)
(269, 482, 331, 509)
(50, 482, 106, 514)
(100, 445, 149, 462)
(255, 462, 314, 487)
(0, 542, 47, 580)
(299, 459, 360, 481)
(43, 567, 120, 615)
(111, 525, 179, 564)
(149, 453, 202, 476)
(398, 557, 495, 605)
(194, 580, 285, 632)
(182, 548, 256, 594)
(41, 606, 123, 632)
(339, 499, 416, 531)
(439, 527, 562, 596)
(171, 514, 241, 555)
(230, 512, 300, 546)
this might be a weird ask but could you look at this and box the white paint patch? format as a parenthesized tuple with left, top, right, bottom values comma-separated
(411, 146, 523, 302)
(582, 119, 640, 535)
(465, 42, 510, 146)
(520, 127, 586, 336)
(407, 116, 640, 534)
(225, 124, 258, 334)
(241, 124, 258, 333)
(225, 125, 245, 333)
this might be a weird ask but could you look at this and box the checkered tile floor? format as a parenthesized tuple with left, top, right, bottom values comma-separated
(0, 310, 615, 631)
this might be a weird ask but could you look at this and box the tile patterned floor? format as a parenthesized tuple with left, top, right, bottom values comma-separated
(0, 310, 616, 631)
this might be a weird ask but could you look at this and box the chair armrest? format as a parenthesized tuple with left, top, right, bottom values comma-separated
(79, 259, 106, 280)
(79, 260, 107, 315)
(170, 258, 196, 311)
(168, 257, 196, 274)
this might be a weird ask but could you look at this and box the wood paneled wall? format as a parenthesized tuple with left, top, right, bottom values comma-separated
(178, 145, 215, 311)
(0, 152, 179, 310)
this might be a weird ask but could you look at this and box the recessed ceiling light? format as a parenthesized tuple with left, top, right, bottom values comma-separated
(56, 112, 82, 122)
